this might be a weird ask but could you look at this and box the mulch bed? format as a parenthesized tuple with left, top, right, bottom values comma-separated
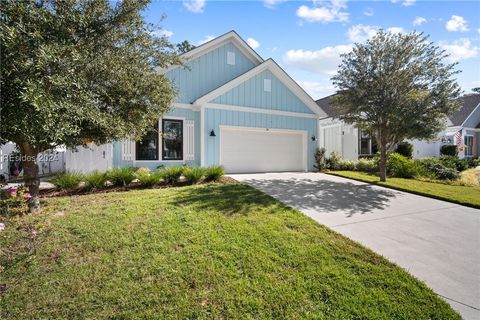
(40, 176, 237, 198)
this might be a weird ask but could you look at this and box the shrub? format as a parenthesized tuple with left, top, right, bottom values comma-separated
(159, 166, 184, 184)
(135, 168, 162, 187)
(355, 158, 378, 173)
(467, 157, 480, 168)
(395, 141, 414, 158)
(204, 165, 224, 182)
(51, 171, 84, 190)
(440, 155, 469, 172)
(84, 171, 108, 190)
(419, 159, 459, 180)
(183, 167, 206, 184)
(387, 153, 419, 178)
(314, 147, 327, 171)
(440, 144, 458, 156)
(326, 151, 342, 170)
(0, 186, 29, 216)
(107, 167, 136, 187)
(337, 160, 356, 171)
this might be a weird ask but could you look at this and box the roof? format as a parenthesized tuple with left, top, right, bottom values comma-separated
(449, 93, 480, 126)
(315, 94, 340, 118)
(316, 93, 480, 125)
(194, 59, 327, 117)
(159, 31, 263, 74)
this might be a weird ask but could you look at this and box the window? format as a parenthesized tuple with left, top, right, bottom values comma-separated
(227, 51, 235, 65)
(162, 119, 183, 160)
(465, 135, 473, 156)
(136, 123, 159, 160)
(358, 129, 378, 156)
(264, 79, 271, 92)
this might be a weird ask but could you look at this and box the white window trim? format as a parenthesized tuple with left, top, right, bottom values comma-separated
(133, 116, 187, 164)
(464, 134, 474, 156)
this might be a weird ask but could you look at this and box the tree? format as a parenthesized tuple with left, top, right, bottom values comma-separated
(176, 40, 196, 54)
(331, 31, 461, 181)
(473, 87, 480, 94)
(1, 0, 181, 212)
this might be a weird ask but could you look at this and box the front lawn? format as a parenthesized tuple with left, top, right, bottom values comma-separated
(329, 171, 480, 208)
(0, 183, 459, 319)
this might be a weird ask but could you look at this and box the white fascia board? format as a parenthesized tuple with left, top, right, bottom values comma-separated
(158, 31, 263, 75)
(461, 102, 480, 127)
(194, 59, 326, 117)
(205, 103, 318, 119)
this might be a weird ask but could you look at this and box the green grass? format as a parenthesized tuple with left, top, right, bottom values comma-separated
(0, 183, 459, 319)
(329, 171, 480, 208)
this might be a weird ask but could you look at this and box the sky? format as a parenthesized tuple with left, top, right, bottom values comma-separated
(143, 0, 480, 100)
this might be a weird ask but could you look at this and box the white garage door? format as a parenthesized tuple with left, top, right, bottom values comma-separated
(220, 126, 306, 173)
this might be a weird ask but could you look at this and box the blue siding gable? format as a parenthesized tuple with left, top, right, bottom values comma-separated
(165, 42, 256, 103)
(211, 69, 314, 114)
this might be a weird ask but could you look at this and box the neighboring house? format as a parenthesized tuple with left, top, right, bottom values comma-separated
(316, 93, 480, 160)
(0, 142, 65, 179)
(67, 31, 326, 173)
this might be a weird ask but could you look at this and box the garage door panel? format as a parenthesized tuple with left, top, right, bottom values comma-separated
(220, 127, 305, 173)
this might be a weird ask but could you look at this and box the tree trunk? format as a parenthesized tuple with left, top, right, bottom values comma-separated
(19, 143, 41, 213)
(379, 145, 387, 182)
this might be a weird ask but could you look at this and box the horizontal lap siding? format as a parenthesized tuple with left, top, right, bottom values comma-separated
(165, 42, 256, 104)
(204, 108, 317, 170)
(113, 109, 201, 169)
(212, 69, 314, 114)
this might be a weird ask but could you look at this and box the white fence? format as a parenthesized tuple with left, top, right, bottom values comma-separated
(65, 143, 113, 173)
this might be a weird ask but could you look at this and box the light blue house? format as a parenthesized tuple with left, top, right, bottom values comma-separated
(68, 31, 326, 174)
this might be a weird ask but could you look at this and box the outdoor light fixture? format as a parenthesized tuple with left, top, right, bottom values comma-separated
(311, 136, 317, 141)
(210, 130, 216, 137)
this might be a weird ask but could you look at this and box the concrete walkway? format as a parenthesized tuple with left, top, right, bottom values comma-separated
(230, 172, 480, 320)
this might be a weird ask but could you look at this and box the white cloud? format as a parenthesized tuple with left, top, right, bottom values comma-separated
(387, 27, 405, 34)
(346, 25, 405, 43)
(412, 16, 427, 26)
(197, 35, 215, 45)
(183, 0, 206, 13)
(283, 44, 353, 75)
(263, 0, 286, 9)
(363, 7, 374, 17)
(478, 28, 480, 34)
(296, 0, 349, 24)
(297, 81, 335, 99)
(246, 38, 260, 49)
(402, 0, 415, 6)
(440, 38, 479, 62)
(445, 15, 469, 32)
(152, 29, 173, 38)
(346, 24, 378, 42)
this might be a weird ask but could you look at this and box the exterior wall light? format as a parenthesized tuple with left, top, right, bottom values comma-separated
(210, 130, 216, 137)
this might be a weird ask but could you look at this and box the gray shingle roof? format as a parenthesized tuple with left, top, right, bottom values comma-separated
(316, 93, 480, 125)
(449, 94, 480, 126)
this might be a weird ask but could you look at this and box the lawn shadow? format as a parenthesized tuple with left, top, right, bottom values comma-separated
(240, 177, 398, 217)
(171, 183, 282, 216)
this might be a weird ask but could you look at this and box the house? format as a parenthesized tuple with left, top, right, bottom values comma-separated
(316, 93, 480, 160)
(66, 31, 327, 173)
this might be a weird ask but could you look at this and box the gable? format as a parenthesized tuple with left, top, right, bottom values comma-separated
(165, 41, 256, 104)
(211, 69, 314, 114)
(462, 101, 480, 128)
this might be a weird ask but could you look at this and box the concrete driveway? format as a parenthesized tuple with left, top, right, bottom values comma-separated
(230, 172, 480, 320)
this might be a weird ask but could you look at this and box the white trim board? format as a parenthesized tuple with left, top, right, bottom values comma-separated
(158, 31, 263, 75)
(194, 59, 327, 118)
(204, 103, 318, 119)
(461, 102, 480, 127)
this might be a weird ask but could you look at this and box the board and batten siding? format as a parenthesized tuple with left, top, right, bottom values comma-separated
(204, 108, 317, 170)
(211, 69, 314, 114)
(165, 42, 256, 104)
(112, 108, 201, 170)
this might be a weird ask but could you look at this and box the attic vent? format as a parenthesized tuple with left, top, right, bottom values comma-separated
(264, 79, 271, 92)
(227, 51, 235, 65)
